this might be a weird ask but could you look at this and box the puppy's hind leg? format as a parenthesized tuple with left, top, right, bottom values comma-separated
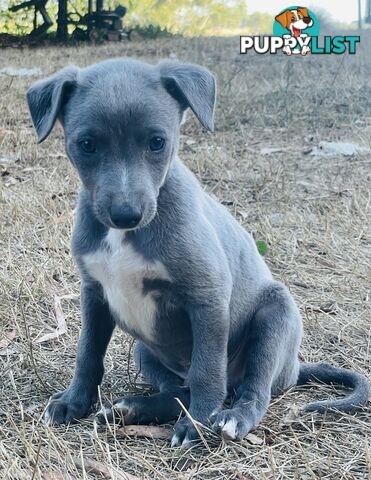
(96, 341, 189, 426)
(212, 282, 302, 441)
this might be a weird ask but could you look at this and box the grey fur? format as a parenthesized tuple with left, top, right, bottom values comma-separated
(27, 58, 369, 446)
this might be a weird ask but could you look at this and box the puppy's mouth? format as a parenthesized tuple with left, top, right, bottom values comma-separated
(291, 18, 313, 36)
(93, 203, 157, 232)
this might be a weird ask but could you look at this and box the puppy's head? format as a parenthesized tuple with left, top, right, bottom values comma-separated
(27, 59, 216, 230)
(275, 7, 313, 36)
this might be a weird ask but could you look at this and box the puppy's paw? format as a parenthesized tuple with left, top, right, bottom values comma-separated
(95, 397, 136, 425)
(45, 389, 95, 425)
(211, 408, 253, 441)
(96, 391, 187, 426)
(171, 417, 200, 448)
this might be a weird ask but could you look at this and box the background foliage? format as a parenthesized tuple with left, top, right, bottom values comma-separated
(0, 0, 273, 36)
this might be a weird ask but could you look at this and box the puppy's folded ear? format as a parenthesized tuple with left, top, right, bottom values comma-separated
(27, 66, 78, 143)
(275, 10, 291, 29)
(297, 7, 310, 18)
(159, 61, 216, 132)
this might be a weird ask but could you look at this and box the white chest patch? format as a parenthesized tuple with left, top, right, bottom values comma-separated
(82, 229, 170, 341)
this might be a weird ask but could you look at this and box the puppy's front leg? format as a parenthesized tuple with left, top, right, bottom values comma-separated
(45, 281, 115, 424)
(171, 304, 229, 447)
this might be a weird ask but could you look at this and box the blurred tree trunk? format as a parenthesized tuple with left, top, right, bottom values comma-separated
(57, 0, 68, 40)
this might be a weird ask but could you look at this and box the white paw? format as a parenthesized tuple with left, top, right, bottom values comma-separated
(181, 434, 192, 447)
(212, 409, 253, 441)
(171, 434, 180, 447)
(95, 404, 111, 418)
(220, 417, 238, 440)
(44, 409, 51, 425)
(113, 399, 131, 414)
(95, 399, 133, 424)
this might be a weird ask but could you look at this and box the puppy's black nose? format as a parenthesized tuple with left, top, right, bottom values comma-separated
(303, 16, 312, 24)
(110, 204, 142, 229)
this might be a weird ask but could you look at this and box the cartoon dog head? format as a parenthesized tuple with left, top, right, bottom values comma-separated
(275, 7, 313, 38)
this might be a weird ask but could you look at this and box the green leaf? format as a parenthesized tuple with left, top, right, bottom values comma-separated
(256, 240, 268, 256)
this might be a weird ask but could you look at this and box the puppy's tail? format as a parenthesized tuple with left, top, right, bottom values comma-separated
(297, 363, 369, 413)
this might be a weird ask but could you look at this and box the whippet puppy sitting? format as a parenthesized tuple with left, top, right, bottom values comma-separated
(27, 58, 369, 447)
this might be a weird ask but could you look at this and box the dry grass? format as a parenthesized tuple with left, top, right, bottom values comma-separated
(0, 35, 370, 479)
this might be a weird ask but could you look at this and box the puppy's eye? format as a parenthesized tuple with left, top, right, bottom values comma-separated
(79, 139, 96, 154)
(149, 136, 165, 152)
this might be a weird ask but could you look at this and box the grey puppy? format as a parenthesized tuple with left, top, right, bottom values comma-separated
(27, 58, 369, 447)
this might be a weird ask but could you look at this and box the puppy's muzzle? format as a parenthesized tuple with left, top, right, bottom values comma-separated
(110, 203, 143, 229)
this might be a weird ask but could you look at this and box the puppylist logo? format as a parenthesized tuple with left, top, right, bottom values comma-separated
(240, 6, 360, 56)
